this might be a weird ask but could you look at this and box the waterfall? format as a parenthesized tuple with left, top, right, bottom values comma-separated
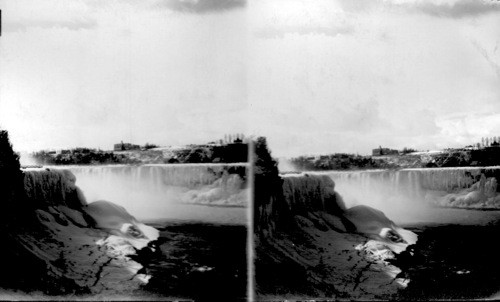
(277, 167, 500, 225)
(46, 164, 249, 222)
(302, 167, 500, 223)
(62, 164, 246, 189)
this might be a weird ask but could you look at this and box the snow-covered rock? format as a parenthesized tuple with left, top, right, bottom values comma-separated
(10, 169, 160, 294)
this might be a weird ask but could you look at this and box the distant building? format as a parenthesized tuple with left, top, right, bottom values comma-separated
(221, 133, 245, 145)
(372, 147, 399, 156)
(114, 141, 140, 151)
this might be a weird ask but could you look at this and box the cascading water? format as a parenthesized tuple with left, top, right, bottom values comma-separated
(49, 164, 249, 223)
(281, 167, 500, 225)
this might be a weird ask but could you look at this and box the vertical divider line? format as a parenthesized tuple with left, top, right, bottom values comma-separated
(247, 139, 255, 302)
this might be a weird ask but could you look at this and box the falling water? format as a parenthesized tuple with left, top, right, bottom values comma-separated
(46, 164, 249, 224)
(279, 167, 500, 225)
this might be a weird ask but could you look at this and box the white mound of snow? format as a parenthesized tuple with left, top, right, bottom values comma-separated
(343, 205, 417, 288)
(84, 200, 160, 250)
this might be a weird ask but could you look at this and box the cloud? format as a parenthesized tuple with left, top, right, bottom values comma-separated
(385, 0, 500, 18)
(336, 0, 500, 18)
(254, 24, 354, 39)
(435, 112, 500, 148)
(154, 0, 246, 13)
(1, 0, 97, 32)
(4, 20, 97, 32)
(251, 0, 354, 39)
(337, 100, 393, 133)
(412, 0, 500, 18)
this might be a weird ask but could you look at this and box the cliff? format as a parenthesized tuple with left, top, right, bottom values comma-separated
(253, 137, 417, 299)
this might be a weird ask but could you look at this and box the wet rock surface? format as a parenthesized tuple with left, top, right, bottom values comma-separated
(393, 222, 500, 300)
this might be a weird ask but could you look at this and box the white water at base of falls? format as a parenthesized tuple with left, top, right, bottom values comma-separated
(48, 164, 249, 224)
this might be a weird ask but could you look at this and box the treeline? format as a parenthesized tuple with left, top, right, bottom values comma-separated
(31, 143, 249, 165)
(290, 148, 500, 171)
(472, 137, 500, 149)
(32, 149, 139, 165)
(169, 144, 248, 164)
(428, 148, 500, 168)
(291, 154, 385, 171)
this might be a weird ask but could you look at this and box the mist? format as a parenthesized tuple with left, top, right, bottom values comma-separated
(19, 152, 42, 167)
(325, 171, 435, 225)
(277, 157, 301, 173)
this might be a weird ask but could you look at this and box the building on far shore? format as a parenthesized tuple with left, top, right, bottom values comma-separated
(114, 141, 140, 151)
(372, 146, 399, 156)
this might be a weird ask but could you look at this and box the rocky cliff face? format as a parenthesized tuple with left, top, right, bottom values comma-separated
(254, 170, 416, 299)
(1, 168, 159, 295)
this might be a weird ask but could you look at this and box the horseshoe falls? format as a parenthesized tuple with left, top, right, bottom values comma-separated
(282, 167, 500, 225)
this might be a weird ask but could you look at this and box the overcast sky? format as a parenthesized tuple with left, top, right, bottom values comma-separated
(1, 0, 500, 157)
(0, 0, 247, 151)
(249, 0, 500, 157)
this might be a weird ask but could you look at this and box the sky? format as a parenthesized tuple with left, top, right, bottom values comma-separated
(248, 0, 500, 157)
(1, 0, 500, 157)
(0, 0, 247, 151)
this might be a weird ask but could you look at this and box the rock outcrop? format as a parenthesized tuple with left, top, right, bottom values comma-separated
(2, 168, 159, 295)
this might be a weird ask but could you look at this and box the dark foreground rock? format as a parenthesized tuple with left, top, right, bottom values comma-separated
(393, 222, 500, 300)
(140, 222, 247, 301)
(0, 169, 159, 296)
